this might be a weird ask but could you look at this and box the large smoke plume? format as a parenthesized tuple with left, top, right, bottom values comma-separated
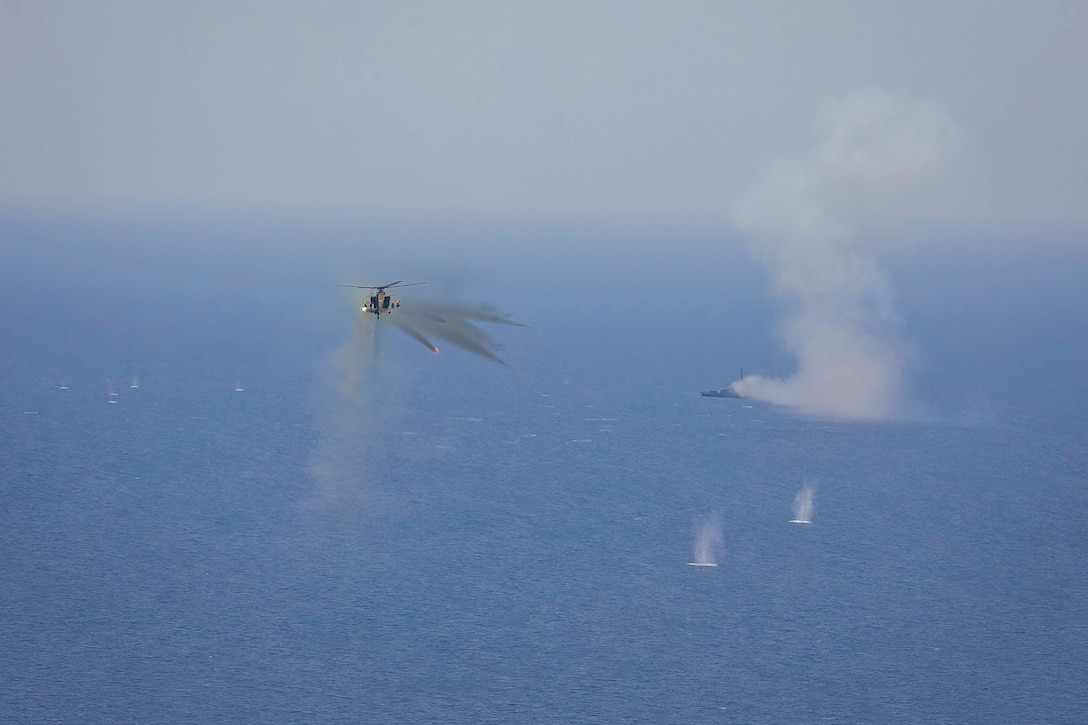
(730, 88, 957, 419)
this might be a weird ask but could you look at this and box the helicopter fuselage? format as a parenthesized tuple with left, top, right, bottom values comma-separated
(362, 290, 400, 317)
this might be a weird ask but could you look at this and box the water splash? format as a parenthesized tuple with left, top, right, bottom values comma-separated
(790, 481, 815, 524)
(689, 513, 723, 567)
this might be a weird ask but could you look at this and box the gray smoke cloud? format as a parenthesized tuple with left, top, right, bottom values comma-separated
(392, 300, 526, 365)
(730, 88, 958, 419)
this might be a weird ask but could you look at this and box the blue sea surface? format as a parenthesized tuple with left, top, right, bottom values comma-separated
(2, 214, 1087, 722)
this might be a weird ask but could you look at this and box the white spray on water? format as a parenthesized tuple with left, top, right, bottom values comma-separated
(730, 88, 958, 419)
(689, 513, 723, 567)
(790, 480, 815, 524)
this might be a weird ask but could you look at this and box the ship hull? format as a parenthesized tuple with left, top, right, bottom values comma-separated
(701, 388, 741, 398)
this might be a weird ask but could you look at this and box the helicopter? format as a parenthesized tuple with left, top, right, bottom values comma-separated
(336, 280, 427, 318)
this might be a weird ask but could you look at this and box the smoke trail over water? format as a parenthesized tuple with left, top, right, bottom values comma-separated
(304, 314, 400, 521)
(730, 88, 957, 419)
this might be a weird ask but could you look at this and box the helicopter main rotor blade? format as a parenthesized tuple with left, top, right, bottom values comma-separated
(337, 281, 428, 290)
(335, 280, 428, 291)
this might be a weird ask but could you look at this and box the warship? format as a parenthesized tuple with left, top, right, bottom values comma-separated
(701, 385, 742, 398)
(702, 369, 744, 398)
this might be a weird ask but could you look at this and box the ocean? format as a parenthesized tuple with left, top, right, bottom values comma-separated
(2, 212, 1087, 722)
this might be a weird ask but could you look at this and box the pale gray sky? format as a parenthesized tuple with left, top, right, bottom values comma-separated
(2, 0, 1086, 226)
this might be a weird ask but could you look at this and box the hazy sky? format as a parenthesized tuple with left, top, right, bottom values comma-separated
(2, 0, 1086, 226)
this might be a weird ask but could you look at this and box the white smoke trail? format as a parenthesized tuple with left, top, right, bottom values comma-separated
(730, 88, 958, 419)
